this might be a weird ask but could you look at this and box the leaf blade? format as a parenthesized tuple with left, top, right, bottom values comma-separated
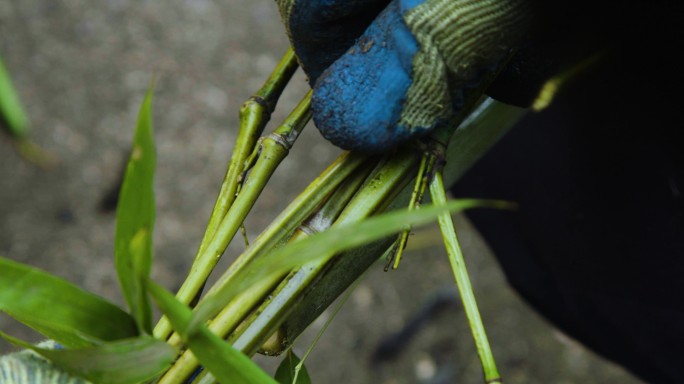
(0, 332, 175, 384)
(0, 257, 138, 348)
(274, 350, 311, 384)
(0, 54, 29, 137)
(190, 199, 510, 331)
(115, 84, 157, 334)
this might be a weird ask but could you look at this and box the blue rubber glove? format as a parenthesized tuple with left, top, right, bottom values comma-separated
(276, 0, 535, 151)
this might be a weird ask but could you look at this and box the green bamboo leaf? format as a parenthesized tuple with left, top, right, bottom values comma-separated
(115, 83, 156, 334)
(147, 281, 277, 384)
(0, 331, 175, 384)
(0, 257, 138, 348)
(190, 199, 512, 331)
(0, 54, 29, 137)
(274, 350, 311, 384)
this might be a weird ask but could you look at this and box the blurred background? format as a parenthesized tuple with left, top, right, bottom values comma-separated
(0, 1, 641, 383)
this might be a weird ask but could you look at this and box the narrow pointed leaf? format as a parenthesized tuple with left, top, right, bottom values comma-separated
(190, 199, 511, 331)
(115, 84, 156, 334)
(147, 281, 277, 384)
(0, 55, 29, 137)
(0, 257, 138, 348)
(0, 331, 175, 384)
(275, 350, 311, 384)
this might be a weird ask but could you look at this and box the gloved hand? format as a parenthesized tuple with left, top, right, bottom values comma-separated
(275, 0, 536, 151)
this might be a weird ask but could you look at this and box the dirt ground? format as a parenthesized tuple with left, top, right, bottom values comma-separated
(1, 1, 641, 383)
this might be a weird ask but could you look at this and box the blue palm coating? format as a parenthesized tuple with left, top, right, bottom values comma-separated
(311, 1, 424, 151)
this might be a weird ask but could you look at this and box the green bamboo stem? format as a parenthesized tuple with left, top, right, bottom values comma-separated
(154, 49, 298, 340)
(193, 48, 298, 264)
(227, 150, 419, 354)
(429, 163, 500, 383)
(154, 91, 310, 341)
(391, 155, 428, 269)
(223, 163, 375, 352)
(189, 170, 374, 384)
(158, 95, 522, 384)
(158, 59, 525, 381)
(201, 48, 298, 256)
(161, 98, 525, 383)
(389, 153, 433, 270)
(180, 90, 311, 299)
(235, 95, 504, 352)
(185, 150, 420, 384)
(276, 98, 527, 360)
(158, 160, 376, 384)
(191, 151, 369, 324)
(156, 151, 371, 383)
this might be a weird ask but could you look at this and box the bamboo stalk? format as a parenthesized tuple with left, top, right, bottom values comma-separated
(154, 50, 299, 340)
(157, 43, 528, 381)
(178, 166, 376, 384)
(156, 151, 371, 384)
(155, 91, 310, 342)
(429, 154, 501, 383)
(185, 150, 420, 384)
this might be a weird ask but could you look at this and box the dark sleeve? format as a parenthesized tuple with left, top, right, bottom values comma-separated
(451, 3, 684, 382)
(486, 1, 679, 107)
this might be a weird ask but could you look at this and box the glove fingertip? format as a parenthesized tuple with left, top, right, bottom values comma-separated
(312, 1, 423, 152)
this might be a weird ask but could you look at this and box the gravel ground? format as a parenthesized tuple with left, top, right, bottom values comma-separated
(1, 1, 641, 383)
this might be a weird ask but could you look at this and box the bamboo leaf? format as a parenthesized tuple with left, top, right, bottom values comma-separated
(147, 281, 277, 384)
(275, 350, 311, 384)
(115, 83, 156, 334)
(0, 331, 175, 384)
(0, 257, 138, 348)
(190, 199, 511, 331)
(0, 54, 29, 137)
